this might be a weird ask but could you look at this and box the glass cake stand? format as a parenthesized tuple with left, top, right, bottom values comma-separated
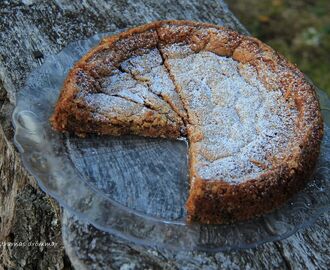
(12, 33, 330, 252)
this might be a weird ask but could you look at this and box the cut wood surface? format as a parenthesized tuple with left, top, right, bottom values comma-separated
(0, 0, 329, 269)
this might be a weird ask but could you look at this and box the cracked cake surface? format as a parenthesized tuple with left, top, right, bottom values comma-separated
(164, 50, 299, 183)
(51, 20, 323, 224)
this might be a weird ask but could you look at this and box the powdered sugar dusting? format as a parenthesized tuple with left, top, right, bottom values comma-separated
(80, 49, 185, 126)
(120, 48, 187, 119)
(165, 50, 299, 183)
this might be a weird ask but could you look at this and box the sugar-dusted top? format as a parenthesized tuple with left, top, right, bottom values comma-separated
(165, 48, 298, 183)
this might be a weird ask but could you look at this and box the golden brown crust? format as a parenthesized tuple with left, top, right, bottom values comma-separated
(51, 20, 323, 224)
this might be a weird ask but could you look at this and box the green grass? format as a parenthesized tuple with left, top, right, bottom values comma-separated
(228, 0, 330, 95)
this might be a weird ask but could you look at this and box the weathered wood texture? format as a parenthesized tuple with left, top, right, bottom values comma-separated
(62, 211, 330, 270)
(0, 0, 329, 269)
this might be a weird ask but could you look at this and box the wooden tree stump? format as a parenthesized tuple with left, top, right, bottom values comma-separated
(0, 1, 329, 269)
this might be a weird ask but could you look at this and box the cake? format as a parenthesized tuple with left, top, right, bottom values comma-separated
(51, 20, 323, 224)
